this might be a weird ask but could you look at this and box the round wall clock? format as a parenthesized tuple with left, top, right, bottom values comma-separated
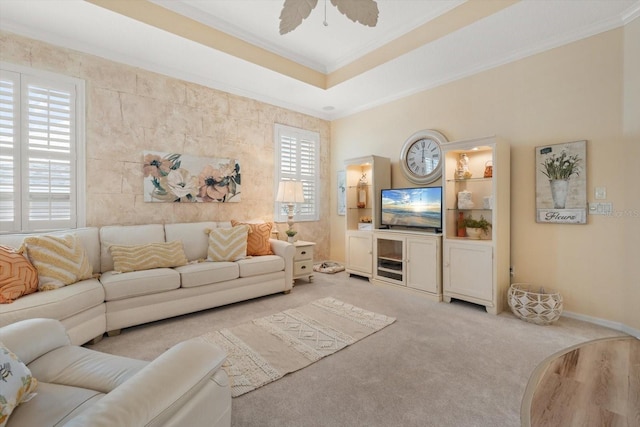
(399, 129, 448, 184)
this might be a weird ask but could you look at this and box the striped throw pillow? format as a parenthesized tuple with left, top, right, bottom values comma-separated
(23, 234, 93, 291)
(206, 225, 249, 262)
(0, 245, 38, 303)
(230, 220, 274, 256)
(109, 241, 188, 273)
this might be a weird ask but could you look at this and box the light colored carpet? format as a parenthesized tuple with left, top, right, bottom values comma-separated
(87, 272, 626, 427)
(197, 297, 395, 397)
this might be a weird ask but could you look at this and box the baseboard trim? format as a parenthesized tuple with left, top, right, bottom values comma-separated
(563, 310, 640, 338)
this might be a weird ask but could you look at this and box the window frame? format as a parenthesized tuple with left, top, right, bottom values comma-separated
(273, 123, 320, 223)
(0, 62, 86, 234)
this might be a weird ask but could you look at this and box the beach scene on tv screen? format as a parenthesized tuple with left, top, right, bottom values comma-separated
(382, 188, 441, 228)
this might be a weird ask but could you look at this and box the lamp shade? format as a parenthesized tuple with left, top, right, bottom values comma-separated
(276, 181, 305, 203)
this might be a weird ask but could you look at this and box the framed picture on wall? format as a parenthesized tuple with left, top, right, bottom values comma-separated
(535, 140, 587, 224)
(337, 170, 346, 215)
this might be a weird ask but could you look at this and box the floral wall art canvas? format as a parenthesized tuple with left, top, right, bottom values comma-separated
(143, 151, 241, 203)
(535, 140, 586, 224)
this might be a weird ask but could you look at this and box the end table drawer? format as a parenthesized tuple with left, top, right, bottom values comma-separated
(295, 246, 313, 260)
(294, 260, 313, 276)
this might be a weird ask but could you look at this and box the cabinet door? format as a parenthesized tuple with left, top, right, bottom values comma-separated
(443, 242, 493, 301)
(346, 232, 373, 275)
(406, 237, 439, 293)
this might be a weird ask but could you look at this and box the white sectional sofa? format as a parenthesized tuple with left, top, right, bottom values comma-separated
(0, 221, 295, 344)
(0, 318, 231, 427)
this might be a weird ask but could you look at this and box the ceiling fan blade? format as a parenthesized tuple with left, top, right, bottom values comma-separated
(331, 0, 379, 27)
(279, 0, 319, 35)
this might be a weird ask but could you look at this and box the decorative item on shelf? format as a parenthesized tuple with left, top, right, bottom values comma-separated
(457, 211, 466, 237)
(358, 215, 373, 230)
(285, 229, 297, 243)
(456, 153, 471, 179)
(462, 215, 491, 239)
(508, 283, 563, 325)
(457, 190, 474, 209)
(484, 161, 493, 178)
(357, 171, 368, 208)
(276, 180, 305, 235)
(483, 196, 493, 210)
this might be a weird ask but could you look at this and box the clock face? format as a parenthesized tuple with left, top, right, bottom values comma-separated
(400, 130, 447, 184)
(406, 138, 440, 176)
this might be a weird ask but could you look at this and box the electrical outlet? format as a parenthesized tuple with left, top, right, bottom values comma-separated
(510, 266, 515, 277)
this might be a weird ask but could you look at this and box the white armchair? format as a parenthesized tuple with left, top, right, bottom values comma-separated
(0, 318, 231, 427)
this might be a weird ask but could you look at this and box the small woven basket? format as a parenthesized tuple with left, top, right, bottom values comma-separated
(508, 283, 563, 325)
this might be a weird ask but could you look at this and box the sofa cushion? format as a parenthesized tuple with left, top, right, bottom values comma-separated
(237, 255, 285, 278)
(99, 224, 165, 273)
(230, 220, 274, 256)
(99, 269, 180, 301)
(27, 345, 146, 393)
(0, 279, 105, 328)
(109, 241, 188, 273)
(22, 234, 93, 291)
(174, 262, 239, 288)
(0, 246, 38, 304)
(206, 226, 249, 262)
(164, 222, 218, 261)
(0, 342, 38, 426)
(5, 382, 103, 427)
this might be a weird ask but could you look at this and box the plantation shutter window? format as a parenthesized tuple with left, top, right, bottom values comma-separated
(274, 124, 320, 222)
(0, 63, 85, 233)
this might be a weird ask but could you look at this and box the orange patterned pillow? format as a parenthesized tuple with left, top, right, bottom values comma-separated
(230, 221, 274, 256)
(0, 245, 39, 303)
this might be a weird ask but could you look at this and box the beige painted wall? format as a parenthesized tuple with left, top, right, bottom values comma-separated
(0, 31, 331, 261)
(331, 26, 638, 331)
(623, 18, 640, 331)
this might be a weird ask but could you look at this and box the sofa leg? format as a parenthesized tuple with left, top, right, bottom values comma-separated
(87, 334, 104, 345)
(107, 329, 121, 337)
(283, 289, 291, 294)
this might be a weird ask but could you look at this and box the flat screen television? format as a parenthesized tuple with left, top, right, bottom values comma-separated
(380, 187, 442, 231)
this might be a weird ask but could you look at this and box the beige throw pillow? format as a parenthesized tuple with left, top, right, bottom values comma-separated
(23, 234, 93, 291)
(206, 225, 249, 262)
(109, 241, 188, 273)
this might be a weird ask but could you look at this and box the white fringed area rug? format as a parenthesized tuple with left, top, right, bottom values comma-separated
(197, 297, 396, 397)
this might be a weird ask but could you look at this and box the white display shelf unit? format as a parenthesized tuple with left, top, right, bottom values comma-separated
(442, 136, 510, 314)
(344, 155, 390, 278)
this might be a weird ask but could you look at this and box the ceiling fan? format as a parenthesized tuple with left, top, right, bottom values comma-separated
(279, 0, 379, 35)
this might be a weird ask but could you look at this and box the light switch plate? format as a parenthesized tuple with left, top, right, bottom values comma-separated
(595, 187, 606, 199)
(589, 202, 612, 215)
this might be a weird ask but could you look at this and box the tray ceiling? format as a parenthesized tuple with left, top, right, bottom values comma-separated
(1, 0, 638, 120)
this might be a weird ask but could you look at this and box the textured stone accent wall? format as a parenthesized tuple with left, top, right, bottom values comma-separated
(0, 31, 331, 260)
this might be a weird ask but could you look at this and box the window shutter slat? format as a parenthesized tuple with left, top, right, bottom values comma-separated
(274, 124, 319, 223)
(1, 64, 83, 233)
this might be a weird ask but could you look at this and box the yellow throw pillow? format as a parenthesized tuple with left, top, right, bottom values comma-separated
(206, 225, 249, 262)
(109, 241, 188, 273)
(0, 343, 38, 425)
(23, 234, 93, 291)
(0, 245, 39, 303)
(230, 220, 274, 256)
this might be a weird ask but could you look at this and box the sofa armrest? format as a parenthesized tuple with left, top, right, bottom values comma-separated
(0, 318, 70, 365)
(270, 238, 295, 290)
(62, 339, 229, 427)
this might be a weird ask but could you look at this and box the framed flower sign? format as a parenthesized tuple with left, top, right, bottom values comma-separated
(143, 151, 241, 203)
(535, 140, 586, 223)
